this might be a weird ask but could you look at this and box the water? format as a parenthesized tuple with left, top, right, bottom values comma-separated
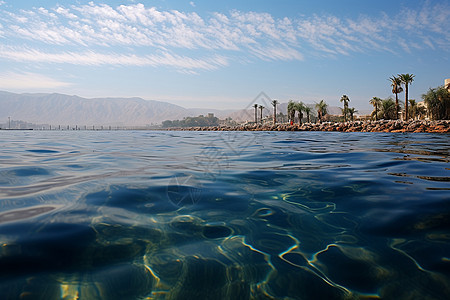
(0, 130, 449, 299)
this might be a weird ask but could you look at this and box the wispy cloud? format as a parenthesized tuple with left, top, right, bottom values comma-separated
(0, 72, 72, 89)
(0, 2, 448, 72)
(0, 46, 228, 71)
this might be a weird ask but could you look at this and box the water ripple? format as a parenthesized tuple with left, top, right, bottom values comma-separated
(0, 131, 449, 299)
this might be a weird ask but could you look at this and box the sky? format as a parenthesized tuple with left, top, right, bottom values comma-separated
(0, 0, 449, 110)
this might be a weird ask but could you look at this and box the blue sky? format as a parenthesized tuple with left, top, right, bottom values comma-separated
(0, 0, 448, 110)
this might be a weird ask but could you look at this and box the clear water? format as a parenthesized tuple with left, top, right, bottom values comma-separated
(0, 130, 449, 299)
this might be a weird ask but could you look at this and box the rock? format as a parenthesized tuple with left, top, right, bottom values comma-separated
(164, 120, 450, 133)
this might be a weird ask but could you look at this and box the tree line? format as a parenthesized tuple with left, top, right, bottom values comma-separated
(250, 99, 330, 125)
(281, 73, 449, 125)
(162, 114, 219, 128)
(164, 74, 449, 127)
(369, 74, 449, 121)
(284, 100, 329, 124)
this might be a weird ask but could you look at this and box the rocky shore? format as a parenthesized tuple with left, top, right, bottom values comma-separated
(172, 120, 450, 133)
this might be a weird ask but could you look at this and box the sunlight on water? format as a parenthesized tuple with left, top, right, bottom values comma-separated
(0, 130, 449, 299)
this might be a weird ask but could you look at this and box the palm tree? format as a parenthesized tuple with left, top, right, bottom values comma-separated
(340, 95, 350, 122)
(422, 85, 450, 120)
(369, 97, 382, 121)
(423, 87, 440, 120)
(389, 76, 403, 120)
(253, 103, 258, 123)
(398, 73, 415, 121)
(437, 86, 450, 119)
(380, 98, 396, 120)
(271, 100, 279, 124)
(348, 107, 357, 121)
(315, 100, 328, 123)
(259, 105, 264, 124)
(408, 99, 418, 120)
(295, 102, 305, 125)
(303, 105, 312, 123)
(417, 105, 427, 120)
(287, 100, 296, 124)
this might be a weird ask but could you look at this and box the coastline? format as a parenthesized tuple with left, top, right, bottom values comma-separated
(169, 120, 450, 133)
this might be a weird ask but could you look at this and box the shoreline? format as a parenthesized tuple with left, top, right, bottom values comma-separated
(168, 120, 450, 133)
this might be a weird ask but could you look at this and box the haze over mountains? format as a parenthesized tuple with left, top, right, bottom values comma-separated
(0, 91, 234, 126)
(0, 91, 344, 127)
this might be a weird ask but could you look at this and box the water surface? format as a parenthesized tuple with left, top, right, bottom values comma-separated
(0, 130, 449, 299)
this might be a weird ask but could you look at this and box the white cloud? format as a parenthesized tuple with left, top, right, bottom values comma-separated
(0, 72, 72, 89)
(71, 2, 126, 21)
(398, 38, 412, 53)
(0, 46, 228, 71)
(54, 6, 78, 20)
(250, 44, 304, 61)
(0, 2, 448, 71)
(37, 7, 57, 19)
(190, 2, 196, 8)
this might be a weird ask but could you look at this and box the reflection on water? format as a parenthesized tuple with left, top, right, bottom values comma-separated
(0, 131, 449, 299)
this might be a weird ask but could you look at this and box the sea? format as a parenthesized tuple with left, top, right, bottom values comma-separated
(0, 130, 449, 299)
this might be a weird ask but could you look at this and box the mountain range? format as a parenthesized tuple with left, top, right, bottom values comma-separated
(0, 91, 346, 127)
(0, 91, 233, 127)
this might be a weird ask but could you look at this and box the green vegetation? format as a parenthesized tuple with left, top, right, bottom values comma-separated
(259, 105, 265, 124)
(271, 100, 279, 124)
(379, 98, 397, 120)
(161, 76, 450, 128)
(407, 99, 426, 120)
(287, 100, 296, 123)
(369, 97, 382, 121)
(278, 74, 447, 123)
(253, 103, 258, 123)
(303, 105, 312, 123)
(295, 101, 305, 125)
(340, 95, 350, 122)
(287, 100, 315, 124)
(367, 78, 448, 121)
(389, 76, 403, 119)
(162, 114, 219, 128)
(348, 107, 357, 121)
(368, 97, 398, 120)
(315, 100, 328, 123)
(422, 85, 450, 120)
(399, 73, 415, 120)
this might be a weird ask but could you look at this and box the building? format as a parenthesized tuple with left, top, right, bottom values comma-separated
(445, 78, 450, 91)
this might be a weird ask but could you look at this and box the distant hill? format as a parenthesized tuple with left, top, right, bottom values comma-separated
(0, 91, 361, 127)
(0, 91, 229, 126)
